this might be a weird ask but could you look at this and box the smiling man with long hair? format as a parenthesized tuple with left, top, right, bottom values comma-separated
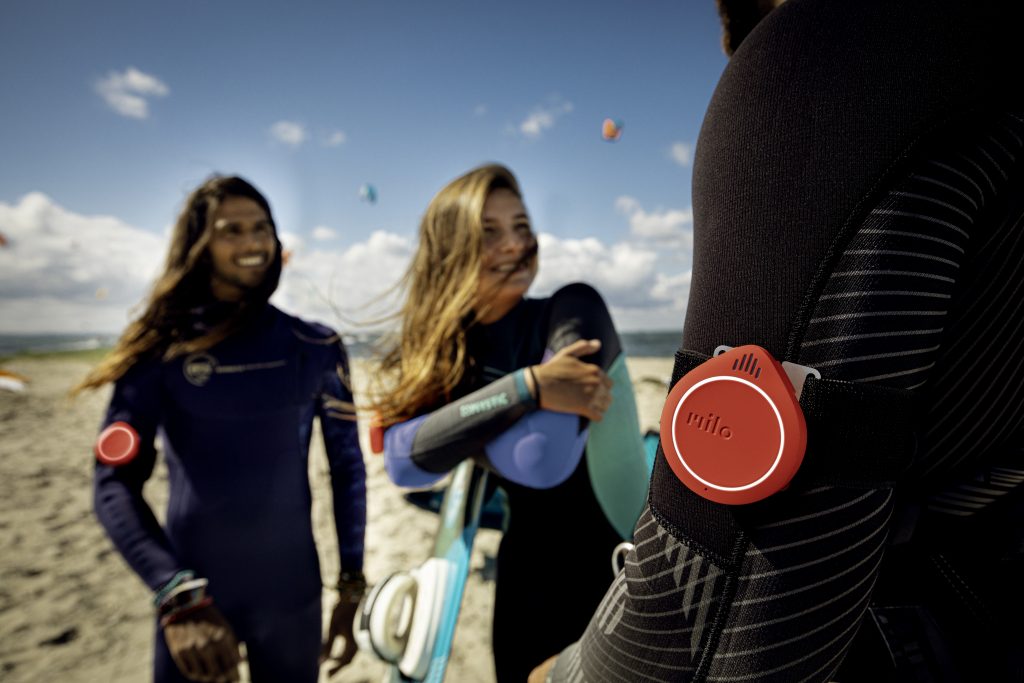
(77, 175, 367, 683)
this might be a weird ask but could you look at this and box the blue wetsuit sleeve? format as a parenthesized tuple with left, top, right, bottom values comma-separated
(484, 410, 590, 488)
(92, 360, 184, 591)
(318, 342, 367, 575)
(382, 371, 537, 486)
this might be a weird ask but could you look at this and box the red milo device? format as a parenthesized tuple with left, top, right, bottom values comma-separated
(369, 415, 385, 455)
(95, 421, 140, 466)
(659, 345, 817, 505)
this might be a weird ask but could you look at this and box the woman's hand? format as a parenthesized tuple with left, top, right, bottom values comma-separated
(530, 339, 613, 421)
(162, 603, 241, 683)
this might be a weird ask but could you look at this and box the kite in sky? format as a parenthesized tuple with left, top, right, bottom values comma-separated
(601, 118, 624, 142)
(359, 183, 378, 204)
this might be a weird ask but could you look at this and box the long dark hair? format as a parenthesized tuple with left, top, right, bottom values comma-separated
(74, 175, 283, 392)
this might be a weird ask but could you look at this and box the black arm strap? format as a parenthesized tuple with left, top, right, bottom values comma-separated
(670, 349, 918, 489)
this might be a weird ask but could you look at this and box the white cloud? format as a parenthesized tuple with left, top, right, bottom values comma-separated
(473, 104, 488, 117)
(95, 67, 169, 119)
(311, 226, 336, 241)
(0, 193, 409, 334)
(518, 97, 573, 139)
(278, 230, 305, 254)
(0, 193, 164, 333)
(615, 195, 693, 247)
(669, 141, 693, 167)
(530, 231, 690, 330)
(533, 234, 655, 302)
(269, 120, 307, 146)
(0, 193, 693, 335)
(274, 230, 414, 327)
(324, 131, 347, 147)
(650, 270, 692, 314)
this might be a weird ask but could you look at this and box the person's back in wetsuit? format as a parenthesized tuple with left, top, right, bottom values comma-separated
(544, 2, 1024, 681)
(79, 176, 368, 683)
(368, 164, 649, 682)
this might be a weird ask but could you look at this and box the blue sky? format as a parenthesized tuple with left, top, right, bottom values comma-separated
(0, 0, 727, 334)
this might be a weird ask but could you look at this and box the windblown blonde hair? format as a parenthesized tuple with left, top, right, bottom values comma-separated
(369, 163, 533, 426)
(73, 175, 282, 394)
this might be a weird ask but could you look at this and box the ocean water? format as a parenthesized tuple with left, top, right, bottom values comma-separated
(620, 330, 682, 358)
(0, 333, 119, 358)
(0, 329, 682, 360)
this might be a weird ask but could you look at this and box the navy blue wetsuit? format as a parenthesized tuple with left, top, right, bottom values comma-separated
(94, 304, 366, 683)
(382, 283, 647, 683)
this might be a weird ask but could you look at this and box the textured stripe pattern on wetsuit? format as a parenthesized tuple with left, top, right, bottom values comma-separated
(707, 111, 1024, 682)
(555, 508, 727, 682)
(912, 114, 1024, 517)
(556, 111, 1024, 683)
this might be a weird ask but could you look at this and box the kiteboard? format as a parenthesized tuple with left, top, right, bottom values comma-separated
(356, 458, 489, 682)
(403, 482, 506, 531)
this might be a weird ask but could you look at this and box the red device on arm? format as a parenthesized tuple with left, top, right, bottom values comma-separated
(659, 345, 818, 505)
(369, 414, 385, 455)
(95, 421, 140, 466)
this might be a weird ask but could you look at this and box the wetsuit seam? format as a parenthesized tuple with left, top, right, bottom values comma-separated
(692, 532, 748, 682)
(647, 494, 735, 572)
(928, 552, 992, 628)
(786, 107, 985, 361)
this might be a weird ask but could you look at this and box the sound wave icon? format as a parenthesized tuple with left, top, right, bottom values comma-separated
(732, 353, 763, 379)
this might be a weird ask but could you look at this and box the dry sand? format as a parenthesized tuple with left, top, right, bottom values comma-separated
(0, 355, 672, 683)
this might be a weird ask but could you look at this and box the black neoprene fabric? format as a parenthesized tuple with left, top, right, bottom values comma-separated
(685, 0, 1019, 360)
(550, 1, 1024, 681)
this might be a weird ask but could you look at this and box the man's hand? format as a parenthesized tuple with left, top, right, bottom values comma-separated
(162, 603, 241, 683)
(530, 339, 613, 421)
(320, 575, 365, 677)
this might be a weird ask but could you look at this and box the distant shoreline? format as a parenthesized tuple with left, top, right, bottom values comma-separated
(0, 329, 683, 363)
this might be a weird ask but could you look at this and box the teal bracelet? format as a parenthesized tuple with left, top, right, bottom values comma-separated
(157, 578, 209, 620)
(153, 570, 195, 607)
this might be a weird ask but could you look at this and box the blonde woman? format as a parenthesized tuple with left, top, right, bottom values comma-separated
(370, 164, 649, 682)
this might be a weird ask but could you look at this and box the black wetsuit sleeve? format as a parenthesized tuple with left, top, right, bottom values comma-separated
(318, 341, 367, 574)
(543, 282, 622, 370)
(93, 360, 184, 591)
(383, 370, 537, 485)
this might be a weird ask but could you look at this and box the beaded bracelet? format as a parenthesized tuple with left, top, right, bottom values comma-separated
(334, 571, 367, 604)
(157, 578, 209, 622)
(152, 570, 196, 607)
(160, 596, 214, 627)
(527, 366, 541, 405)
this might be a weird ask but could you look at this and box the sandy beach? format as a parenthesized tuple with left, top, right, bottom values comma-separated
(0, 354, 672, 683)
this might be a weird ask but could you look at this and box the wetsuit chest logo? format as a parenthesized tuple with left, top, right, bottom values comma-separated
(184, 352, 218, 386)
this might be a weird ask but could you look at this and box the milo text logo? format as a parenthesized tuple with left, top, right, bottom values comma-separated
(184, 353, 218, 387)
(686, 411, 732, 439)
